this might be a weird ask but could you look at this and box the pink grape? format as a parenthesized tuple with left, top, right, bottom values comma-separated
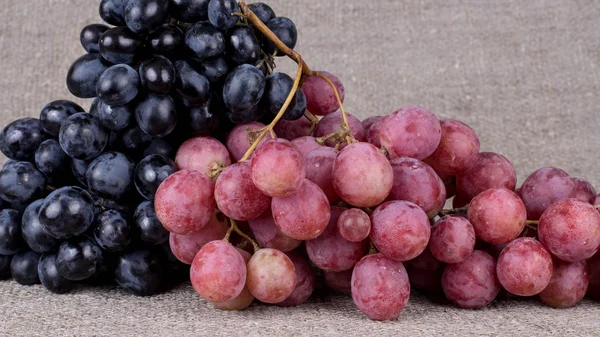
(226, 122, 275, 162)
(250, 138, 305, 197)
(175, 136, 231, 177)
(438, 172, 457, 198)
(213, 248, 254, 311)
(406, 247, 443, 271)
(539, 260, 589, 308)
(456, 152, 517, 202)
(246, 248, 296, 304)
(190, 240, 246, 303)
(313, 111, 366, 149)
(361, 116, 381, 133)
(586, 252, 600, 298)
(278, 251, 316, 306)
(215, 161, 270, 221)
(408, 267, 443, 295)
(169, 210, 229, 264)
(301, 71, 345, 116)
(273, 117, 312, 140)
(324, 269, 353, 293)
(305, 146, 339, 203)
(429, 215, 476, 264)
(337, 208, 371, 242)
(424, 119, 480, 175)
(351, 253, 410, 321)
(441, 250, 500, 308)
(496, 238, 553, 296)
(271, 179, 331, 240)
(377, 106, 441, 160)
(388, 157, 446, 218)
(370, 200, 431, 261)
(154, 169, 216, 234)
(518, 167, 575, 220)
(595, 193, 600, 206)
(571, 177, 597, 204)
(247, 208, 301, 252)
(538, 198, 600, 262)
(291, 136, 322, 156)
(467, 188, 527, 244)
(366, 114, 390, 148)
(306, 206, 368, 271)
(332, 142, 393, 207)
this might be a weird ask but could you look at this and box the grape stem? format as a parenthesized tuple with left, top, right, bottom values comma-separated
(236, 1, 351, 160)
(304, 110, 320, 135)
(315, 129, 350, 145)
(224, 218, 260, 253)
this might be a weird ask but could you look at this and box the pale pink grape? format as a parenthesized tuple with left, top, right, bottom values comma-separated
(291, 136, 322, 157)
(247, 208, 301, 252)
(313, 111, 366, 149)
(496, 238, 553, 296)
(539, 260, 589, 308)
(467, 188, 526, 244)
(337, 208, 371, 242)
(213, 248, 254, 311)
(226, 122, 275, 162)
(278, 251, 316, 306)
(361, 116, 381, 133)
(571, 177, 597, 204)
(246, 248, 296, 304)
(456, 152, 517, 202)
(429, 215, 476, 264)
(518, 167, 575, 220)
(273, 117, 312, 140)
(301, 71, 345, 116)
(250, 138, 305, 198)
(169, 210, 229, 264)
(175, 136, 231, 177)
(305, 146, 339, 203)
(366, 114, 390, 148)
(215, 161, 270, 221)
(424, 119, 480, 175)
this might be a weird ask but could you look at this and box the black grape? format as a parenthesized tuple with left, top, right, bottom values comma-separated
(207, 0, 240, 30)
(99, 0, 127, 26)
(90, 99, 134, 131)
(120, 126, 154, 157)
(143, 138, 174, 158)
(248, 2, 276, 25)
(21, 200, 61, 254)
(186, 95, 223, 136)
(0, 161, 46, 204)
(174, 60, 211, 107)
(39, 100, 85, 137)
(56, 237, 104, 281)
(185, 21, 225, 61)
(135, 94, 178, 137)
(134, 201, 169, 246)
(134, 154, 177, 200)
(169, 0, 210, 22)
(262, 72, 307, 120)
(38, 186, 95, 240)
(227, 26, 260, 64)
(96, 64, 140, 106)
(283, 89, 307, 121)
(0, 209, 26, 255)
(227, 104, 266, 124)
(140, 55, 176, 94)
(93, 210, 131, 252)
(149, 24, 184, 60)
(35, 139, 69, 183)
(99, 26, 144, 64)
(0, 117, 48, 161)
(11, 251, 41, 285)
(125, 0, 170, 35)
(71, 159, 90, 187)
(223, 64, 265, 112)
(199, 56, 229, 84)
(114, 249, 163, 296)
(38, 253, 76, 294)
(263, 17, 297, 55)
(86, 152, 135, 200)
(59, 113, 109, 160)
(80, 24, 109, 54)
(0, 254, 11, 280)
(66, 54, 111, 98)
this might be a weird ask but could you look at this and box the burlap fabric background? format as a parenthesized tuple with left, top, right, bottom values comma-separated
(1, 0, 600, 335)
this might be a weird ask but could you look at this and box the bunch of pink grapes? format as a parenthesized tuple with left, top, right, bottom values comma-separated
(154, 71, 600, 321)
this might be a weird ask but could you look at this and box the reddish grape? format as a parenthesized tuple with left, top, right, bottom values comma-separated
(169, 211, 229, 264)
(406, 247, 443, 271)
(305, 146, 339, 203)
(291, 136, 322, 157)
(429, 215, 476, 264)
(246, 248, 296, 304)
(271, 179, 330, 240)
(273, 117, 312, 140)
(351, 253, 410, 321)
(190, 241, 246, 303)
(215, 161, 270, 221)
(467, 188, 526, 245)
(248, 208, 301, 252)
(213, 287, 254, 311)
(361, 116, 381, 133)
(366, 114, 390, 148)
(250, 138, 305, 197)
(456, 152, 517, 202)
(301, 71, 345, 116)
(332, 142, 393, 207)
(452, 192, 470, 208)
(424, 119, 480, 175)
(496, 238, 553, 296)
(539, 260, 589, 308)
(438, 172, 457, 199)
(595, 193, 600, 206)
(306, 206, 368, 271)
(154, 170, 216, 234)
(518, 167, 575, 220)
(278, 251, 316, 306)
(586, 252, 600, 298)
(175, 136, 231, 177)
(337, 208, 371, 242)
(371, 200, 431, 261)
(409, 267, 444, 295)
(388, 157, 446, 218)
(441, 250, 500, 308)
(324, 269, 353, 294)
(226, 122, 275, 162)
(313, 111, 366, 149)
(377, 106, 441, 160)
(538, 199, 600, 262)
(571, 177, 597, 204)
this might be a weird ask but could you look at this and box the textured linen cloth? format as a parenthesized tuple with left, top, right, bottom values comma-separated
(1, 0, 600, 336)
